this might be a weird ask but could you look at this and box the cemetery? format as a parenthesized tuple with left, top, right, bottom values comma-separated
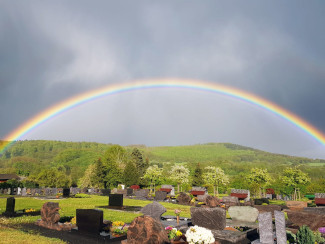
(0, 186, 324, 243)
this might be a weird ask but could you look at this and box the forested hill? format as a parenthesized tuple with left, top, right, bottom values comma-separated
(0, 140, 324, 180)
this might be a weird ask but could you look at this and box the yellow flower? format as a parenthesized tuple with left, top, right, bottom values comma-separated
(71, 217, 76, 225)
(176, 230, 183, 237)
(112, 221, 125, 227)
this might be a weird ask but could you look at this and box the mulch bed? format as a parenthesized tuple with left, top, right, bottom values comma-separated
(19, 223, 125, 244)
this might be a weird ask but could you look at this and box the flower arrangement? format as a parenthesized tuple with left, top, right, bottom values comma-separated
(71, 216, 76, 225)
(25, 208, 36, 213)
(165, 226, 182, 240)
(185, 225, 215, 244)
(112, 221, 125, 227)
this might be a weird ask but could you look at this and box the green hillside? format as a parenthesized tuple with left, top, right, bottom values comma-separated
(1, 140, 324, 182)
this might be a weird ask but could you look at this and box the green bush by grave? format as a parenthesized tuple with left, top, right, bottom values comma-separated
(296, 225, 315, 244)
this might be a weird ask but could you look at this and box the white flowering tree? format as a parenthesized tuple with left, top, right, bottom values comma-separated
(203, 166, 229, 197)
(246, 168, 272, 198)
(143, 165, 163, 193)
(169, 165, 190, 193)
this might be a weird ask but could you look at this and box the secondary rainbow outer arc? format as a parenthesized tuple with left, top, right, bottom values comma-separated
(1, 78, 325, 154)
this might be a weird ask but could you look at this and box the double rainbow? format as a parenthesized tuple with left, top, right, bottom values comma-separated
(1, 78, 325, 154)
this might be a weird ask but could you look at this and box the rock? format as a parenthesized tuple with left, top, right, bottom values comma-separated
(287, 210, 325, 231)
(197, 194, 208, 202)
(176, 192, 191, 205)
(154, 191, 167, 201)
(205, 195, 221, 207)
(286, 201, 307, 211)
(40, 202, 61, 224)
(190, 207, 226, 230)
(228, 206, 259, 223)
(221, 196, 239, 209)
(127, 216, 169, 244)
(141, 202, 167, 221)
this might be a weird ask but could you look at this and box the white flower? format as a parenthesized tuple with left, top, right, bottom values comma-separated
(185, 225, 215, 244)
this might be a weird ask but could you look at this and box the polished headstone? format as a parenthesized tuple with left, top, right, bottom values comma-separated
(76, 209, 103, 234)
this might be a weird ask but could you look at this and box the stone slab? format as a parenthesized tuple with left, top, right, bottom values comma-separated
(190, 207, 226, 230)
(257, 212, 274, 244)
(274, 210, 286, 244)
(228, 206, 259, 223)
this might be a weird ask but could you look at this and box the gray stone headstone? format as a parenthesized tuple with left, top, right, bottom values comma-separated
(76, 209, 103, 234)
(170, 187, 175, 196)
(266, 194, 273, 199)
(274, 210, 286, 244)
(17, 187, 22, 195)
(190, 207, 226, 230)
(155, 191, 167, 201)
(52, 188, 58, 196)
(7, 188, 11, 195)
(21, 188, 27, 196)
(109, 194, 123, 207)
(141, 202, 167, 220)
(228, 206, 259, 223)
(101, 189, 111, 196)
(258, 212, 274, 244)
(134, 189, 149, 199)
(127, 188, 133, 196)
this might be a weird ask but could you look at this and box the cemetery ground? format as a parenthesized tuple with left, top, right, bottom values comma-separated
(0, 194, 193, 243)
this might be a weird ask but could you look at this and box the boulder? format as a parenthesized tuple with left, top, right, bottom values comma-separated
(205, 195, 221, 208)
(190, 207, 226, 230)
(176, 192, 191, 205)
(127, 216, 169, 244)
(141, 202, 167, 221)
(228, 206, 259, 223)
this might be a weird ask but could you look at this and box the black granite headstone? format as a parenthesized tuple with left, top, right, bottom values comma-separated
(109, 194, 123, 207)
(76, 209, 103, 234)
(63, 188, 70, 197)
(4, 197, 15, 216)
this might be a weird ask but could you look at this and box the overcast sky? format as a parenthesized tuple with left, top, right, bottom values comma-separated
(1, 1, 325, 159)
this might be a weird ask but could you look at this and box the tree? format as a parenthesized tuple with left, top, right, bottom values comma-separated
(123, 161, 139, 186)
(281, 167, 310, 200)
(246, 168, 272, 198)
(192, 163, 204, 186)
(131, 148, 149, 180)
(143, 165, 162, 193)
(36, 168, 71, 188)
(203, 166, 229, 196)
(169, 165, 190, 193)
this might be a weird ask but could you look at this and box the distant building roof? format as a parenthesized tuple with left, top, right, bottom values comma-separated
(0, 174, 20, 181)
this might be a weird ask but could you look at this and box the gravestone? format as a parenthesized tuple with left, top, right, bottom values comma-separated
(7, 188, 11, 195)
(35, 188, 41, 196)
(26, 188, 31, 195)
(127, 188, 133, 196)
(134, 189, 149, 199)
(266, 194, 273, 199)
(127, 216, 169, 244)
(30, 188, 36, 196)
(12, 188, 18, 195)
(81, 187, 88, 194)
(76, 209, 103, 234)
(257, 212, 274, 244)
(286, 201, 307, 210)
(17, 187, 22, 195)
(52, 188, 58, 196)
(176, 192, 191, 205)
(45, 188, 51, 196)
(154, 191, 167, 201)
(3, 189, 8, 194)
(190, 207, 226, 230)
(141, 202, 166, 221)
(197, 193, 208, 202)
(63, 188, 70, 197)
(228, 206, 259, 223)
(254, 205, 282, 218)
(205, 195, 221, 207)
(0, 189, 3, 194)
(109, 194, 123, 207)
(116, 189, 127, 197)
(111, 188, 118, 194)
(222, 196, 239, 209)
(21, 188, 27, 196)
(101, 189, 111, 196)
(274, 210, 286, 244)
(4, 197, 15, 216)
(35, 202, 71, 231)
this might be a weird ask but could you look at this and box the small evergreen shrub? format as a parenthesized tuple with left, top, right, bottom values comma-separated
(296, 225, 315, 244)
(286, 230, 296, 243)
(314, 231, 325, 244)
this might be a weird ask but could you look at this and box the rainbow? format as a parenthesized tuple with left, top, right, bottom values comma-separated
(1, 78, 325, 154)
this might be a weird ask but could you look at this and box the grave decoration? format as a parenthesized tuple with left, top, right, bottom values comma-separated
(165, 226, 183, 242)
(111, 221, 128, 237)
(130, 185, 140, 190)
(35, 202, 71, 231)
(185, 225, 215, 244)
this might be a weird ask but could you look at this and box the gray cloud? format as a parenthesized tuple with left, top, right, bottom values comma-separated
(1, 0, 325, 159)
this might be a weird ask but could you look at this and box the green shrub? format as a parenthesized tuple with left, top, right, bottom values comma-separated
(314, 231, 325, 244)
(286, 230, 296, 243)
(296, 225, 315, 244)
(74, 193, 91, 198)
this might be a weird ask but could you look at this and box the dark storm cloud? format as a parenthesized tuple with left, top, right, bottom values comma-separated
(1, 0, 325, 158)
